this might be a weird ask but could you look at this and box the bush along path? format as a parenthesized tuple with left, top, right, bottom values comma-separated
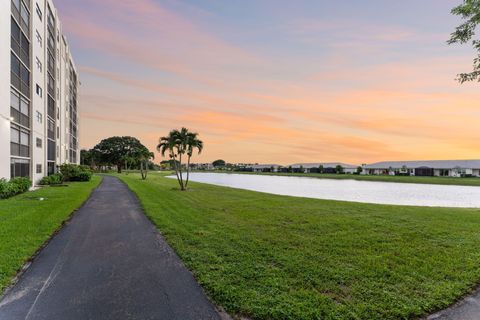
(0, 175, 222, 320)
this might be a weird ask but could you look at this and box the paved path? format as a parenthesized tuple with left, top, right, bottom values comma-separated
(427, 289, 480, 320)
(0, 176, 221, 320)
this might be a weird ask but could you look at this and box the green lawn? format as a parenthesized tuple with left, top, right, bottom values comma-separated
(202, 171, 480, 187)
(0, 176, 101, 292)
(118, 172, 480, 320)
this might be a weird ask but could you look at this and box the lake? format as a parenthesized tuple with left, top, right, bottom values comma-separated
(168, 173, 480, 208)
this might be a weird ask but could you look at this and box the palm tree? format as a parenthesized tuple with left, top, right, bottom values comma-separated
(157, 128, 203, 190)
(185, 131, 203, 189)
(139, 150, 154, 180)
(157, 131, 184, 189)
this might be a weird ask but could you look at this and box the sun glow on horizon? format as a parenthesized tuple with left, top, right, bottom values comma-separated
(56, 0, 480, 164)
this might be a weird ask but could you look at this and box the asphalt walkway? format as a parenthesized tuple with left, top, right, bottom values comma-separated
(0, 176, 221, 320)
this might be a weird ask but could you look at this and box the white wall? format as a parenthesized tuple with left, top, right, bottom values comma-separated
(31, 0, 47, 184)
(0, 1, 12, 180)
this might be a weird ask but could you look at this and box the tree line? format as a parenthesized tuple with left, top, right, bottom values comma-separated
(81, 128, 203, 190)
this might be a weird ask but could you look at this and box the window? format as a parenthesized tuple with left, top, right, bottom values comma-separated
(36, 137, 42, 148)
(47, 33, 54, 51)
(36, 164, 42, 174)
(10, 53, 30, 96)
(47, 140, 55, 161)
(47, 73, 54, 95)
(11, 158, 30, 179)
(11, 18, 30, 66)
(10, 125, 30, 158)
(36, 3, 42, 21)
(12, 0, 20, 11)
(12, 0, 30, 37)
(47, 95, 55, 118)
(47, 119, 55, 139)
(10, 90, 29, 127)
(20, 2, 30, 30)
(36, 56, 42, 72)
(36, 84, 42, 97)
(36, 111, 42, 123)
(36, 30, 42, 47)
(47, 162, 55, 175)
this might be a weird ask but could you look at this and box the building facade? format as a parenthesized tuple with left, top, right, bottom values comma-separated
(363, 160, 480, 177)
(252, 164, 282, 172)
(290, 163, 358, 174)
(1, 0, 80, 184)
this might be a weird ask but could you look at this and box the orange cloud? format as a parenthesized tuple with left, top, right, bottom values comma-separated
(56, 1, 480, 164)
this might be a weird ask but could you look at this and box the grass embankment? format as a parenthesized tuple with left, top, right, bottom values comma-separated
(205, 171, 480, 187)
(0, 176, 101, 292)
(118, 172, 480, 320)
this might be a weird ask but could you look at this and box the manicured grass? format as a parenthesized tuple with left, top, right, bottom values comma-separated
(203, 170, 480, 187)
(118, 172, 480, 320)
(0, 176, 101, 292)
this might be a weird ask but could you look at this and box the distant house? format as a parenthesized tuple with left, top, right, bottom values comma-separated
(363, 160, 480, 177)
(191, 163, 214, 170)
(289, 163, 358, 174)
(251, 164, 282, 173)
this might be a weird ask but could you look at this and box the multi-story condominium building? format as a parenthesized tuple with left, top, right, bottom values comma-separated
(1, 0, 80, 184)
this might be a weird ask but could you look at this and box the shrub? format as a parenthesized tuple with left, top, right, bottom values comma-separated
(38, 177, 50, 186)
(39, 173, 64, 186)
(76, 171, 92, 182)
(58, 164, 93, 182)
(0, 177, 31, 199)
(10, 177, 32, 193)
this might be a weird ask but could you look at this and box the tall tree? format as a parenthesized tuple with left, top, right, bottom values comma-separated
(448, 0, 480, 82)
(80, 149, 95, 167)
(139, 149, 155, 180)
(157, 128, 203, 191)
(157, 130, 183, 189)
(185, 131, 203, 188)
(212, 159, 226, 168)
(93, 136, 151, 173)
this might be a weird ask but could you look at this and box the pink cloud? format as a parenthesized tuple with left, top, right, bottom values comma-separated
(58, 0, 260, 85)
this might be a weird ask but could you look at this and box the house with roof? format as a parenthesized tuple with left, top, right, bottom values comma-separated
(251, 164, 282, 173)
(363, 160, 480, 177)
(289, 163, 359, 174)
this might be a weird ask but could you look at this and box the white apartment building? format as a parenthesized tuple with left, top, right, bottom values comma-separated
(1, 0, 80, 184)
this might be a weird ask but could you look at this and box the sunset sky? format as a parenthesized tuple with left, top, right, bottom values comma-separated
(55, 0, 479, 165)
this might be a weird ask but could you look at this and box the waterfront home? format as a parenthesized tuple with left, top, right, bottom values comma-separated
(290, 163, 358, 174)
(363, 160, 480, 177)
(191, 163, 215, 170)
(252, 164, 282, 173)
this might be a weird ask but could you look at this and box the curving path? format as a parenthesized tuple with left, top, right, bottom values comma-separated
(427, 290, 480, 320)
(0, 176, 221, 320)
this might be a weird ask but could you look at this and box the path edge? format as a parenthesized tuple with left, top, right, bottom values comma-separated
(423, 282, 480, 319)
(0, 175, 104, 299)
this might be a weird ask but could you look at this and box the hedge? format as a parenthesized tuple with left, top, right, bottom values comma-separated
(0, 177, 32, 199)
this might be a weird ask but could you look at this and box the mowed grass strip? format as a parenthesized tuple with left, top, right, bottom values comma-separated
(118, 172, 480, 320)
(0, 176, 101, 292)
(212, 171, 480, 187)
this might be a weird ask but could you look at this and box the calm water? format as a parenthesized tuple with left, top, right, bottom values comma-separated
(168, 173, 480, 208)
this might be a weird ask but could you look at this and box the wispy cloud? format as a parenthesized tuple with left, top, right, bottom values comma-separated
(56, 0, 480, 164)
